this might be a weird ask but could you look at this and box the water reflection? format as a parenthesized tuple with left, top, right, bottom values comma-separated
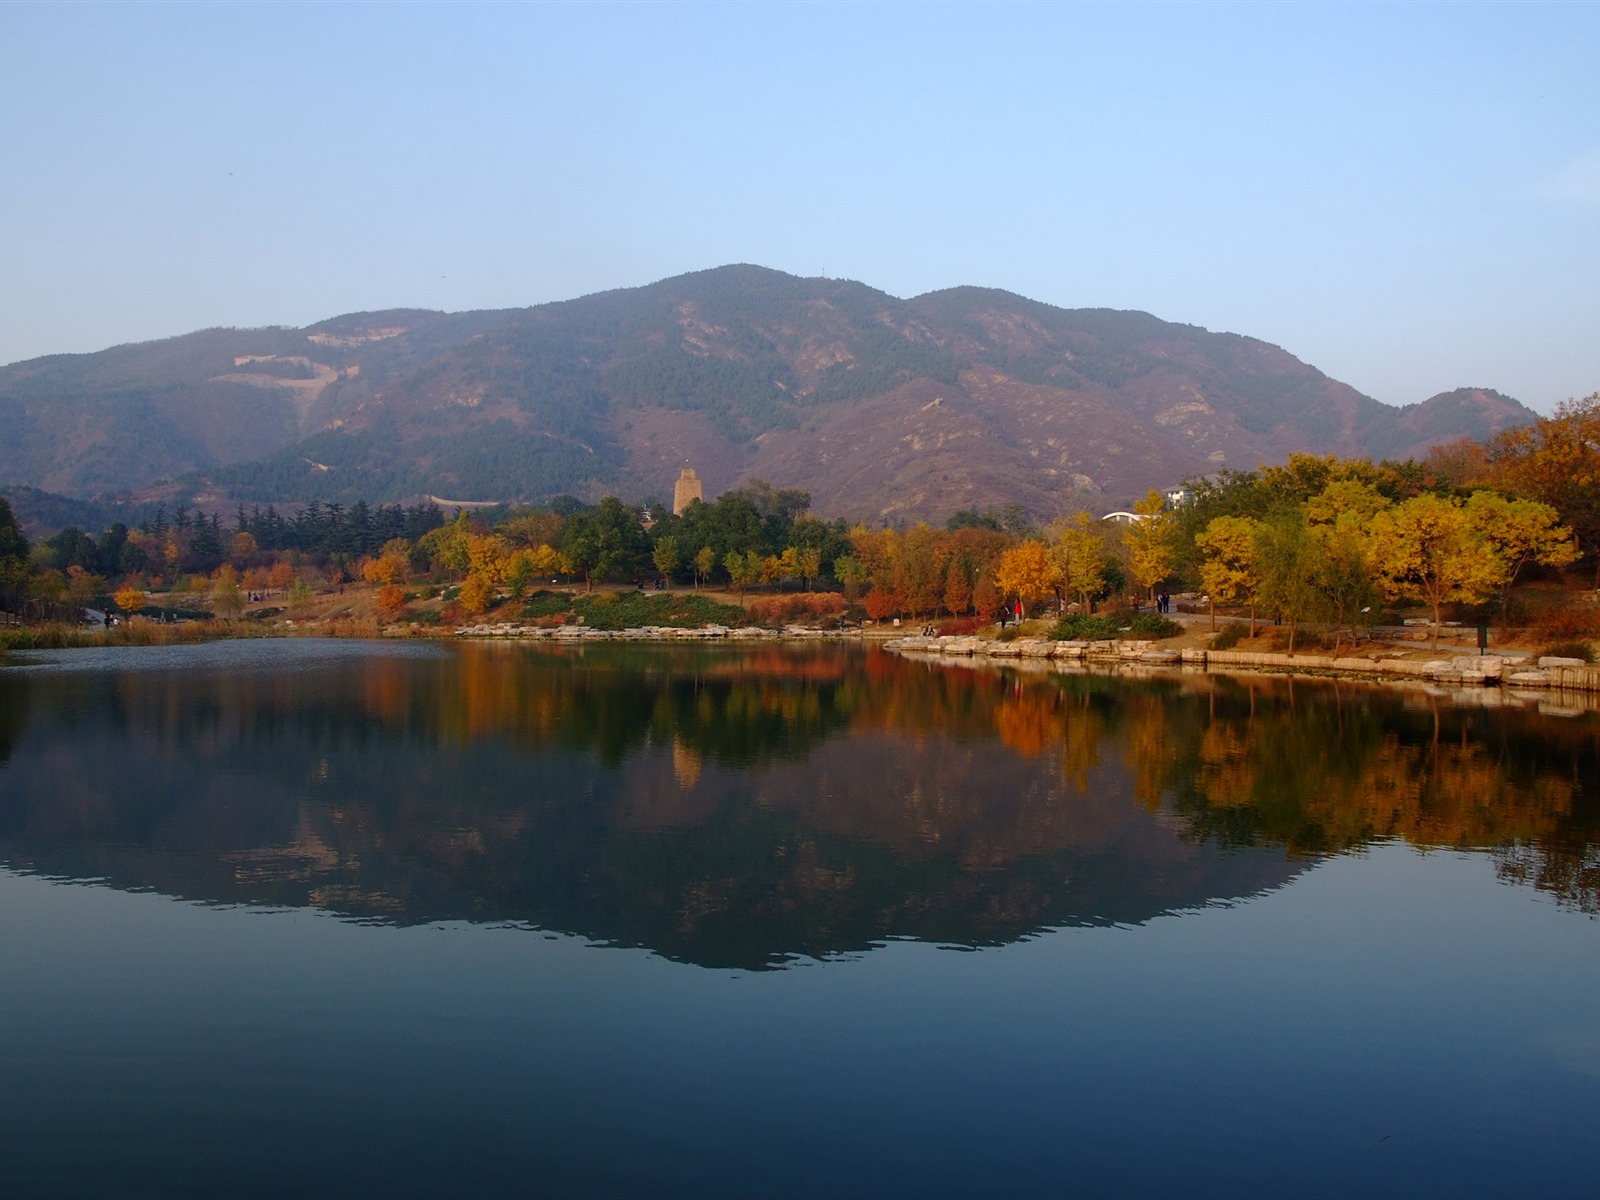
(0, 641, 1595, 967)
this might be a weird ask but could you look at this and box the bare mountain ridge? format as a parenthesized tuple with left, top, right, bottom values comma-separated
(0, 265, 1535, 521)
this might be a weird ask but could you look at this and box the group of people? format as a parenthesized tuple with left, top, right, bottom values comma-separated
(1155, 591, 1173, 614)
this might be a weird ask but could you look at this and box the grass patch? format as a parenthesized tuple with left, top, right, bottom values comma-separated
(520, 589, 745, 631)
(1, 619, 277, 652)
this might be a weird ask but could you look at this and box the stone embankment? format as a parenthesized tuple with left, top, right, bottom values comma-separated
(441, 622, 857, 642)
(882, 635, 1600, 694)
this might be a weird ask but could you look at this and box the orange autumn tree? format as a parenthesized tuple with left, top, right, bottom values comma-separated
(362, 539, 413, 587)
(942, 558, 972, 616)
(375, 584, 408, 620)
(972, 574, 1001, 621)
(1490, 393, 1600, 581)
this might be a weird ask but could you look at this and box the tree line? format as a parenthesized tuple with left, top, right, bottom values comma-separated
(5, 391, 1599, 635)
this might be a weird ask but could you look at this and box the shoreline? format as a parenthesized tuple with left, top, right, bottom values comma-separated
(12, 618, 1600, 708)
(880, 632, 1600, 700)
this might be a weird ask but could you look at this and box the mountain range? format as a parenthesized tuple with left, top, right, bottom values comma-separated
(0, 265, 1535, 524)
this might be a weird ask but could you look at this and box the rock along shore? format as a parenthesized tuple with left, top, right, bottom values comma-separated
(424, 620, 1600, 702)
(435, 622, 860, 643)
(881, 634, 1600, 697)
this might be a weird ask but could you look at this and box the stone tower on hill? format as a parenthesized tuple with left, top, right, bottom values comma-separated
(673, 467, 703, 515)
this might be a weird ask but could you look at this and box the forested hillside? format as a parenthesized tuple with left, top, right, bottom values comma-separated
(0, 266, 1538, 523)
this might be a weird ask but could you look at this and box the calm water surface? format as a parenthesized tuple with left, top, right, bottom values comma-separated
(0, 639, 1596, 1198)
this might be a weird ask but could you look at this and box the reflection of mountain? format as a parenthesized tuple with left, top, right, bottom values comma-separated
(1, 643, 1595, 968)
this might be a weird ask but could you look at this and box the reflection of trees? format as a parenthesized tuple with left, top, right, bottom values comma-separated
(0, 672, 25, 766)
(0, 644, 1302, 967)
(350, 642, 861, 768)
(4, 643, 1598, 958)
(1117, 675, 1600, 913)
(1497, 840, 1600, 915)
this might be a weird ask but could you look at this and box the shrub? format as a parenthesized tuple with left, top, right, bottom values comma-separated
(1528, 604, 1600, 642)
(1211, 623, 1246, 650)
(375, 584, 408, 620)
(1048, 613, 1124, 641)
(746, 592, 847, 627)
(1128, 613, 1183, 639)
(322, 617, 380, 639)
(1, 618, 277, 652)
(1268, 627, 1330, 652)
(935, 615, 986, 636)
(1, 623, 89, 651)
(1540, 639, 1594, 663)
(520, 590, 577, 619)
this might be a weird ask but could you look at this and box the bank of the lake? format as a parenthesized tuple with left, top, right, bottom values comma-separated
(12, 602, 1600, 706)
(883, 630, 1600, 701)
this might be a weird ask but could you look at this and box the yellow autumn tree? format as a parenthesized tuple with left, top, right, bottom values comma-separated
(210, 564, 244, 620)
(1369, 493, 1503, 649)
(457, 533, 515, 615)
(1305, 479, 1392, 526)
(994, 539, 1060, 617)
(725, 549, 762, 604)
(114, 582, 147, 617)
(1122, 489, 1175, 602)
(506, 544, 567, 599)
(1463, 490, 1579, 609)
(1195, 515, 1263, 633)
(466, 534, 511, 583)
(693, 545, 717, 591)
(1048, 512, 1107, 611)
(459, 572, 495, 616)
(418, 511, 472, 577)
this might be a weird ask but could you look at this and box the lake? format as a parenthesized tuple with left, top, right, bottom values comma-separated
(1, 639, 1596, 1198)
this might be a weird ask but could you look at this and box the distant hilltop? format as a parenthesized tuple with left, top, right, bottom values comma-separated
(0, 266, 1536, 524)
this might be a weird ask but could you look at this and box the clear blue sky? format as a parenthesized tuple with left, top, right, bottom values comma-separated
(3, 1, 1596, 411)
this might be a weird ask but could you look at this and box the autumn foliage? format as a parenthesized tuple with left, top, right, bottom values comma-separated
(745, 592, 847, 626)
(375, 584, 408, 619)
